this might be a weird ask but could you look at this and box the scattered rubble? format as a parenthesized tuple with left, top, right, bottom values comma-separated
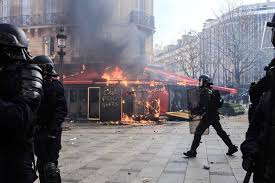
(142, 178, 150, 183)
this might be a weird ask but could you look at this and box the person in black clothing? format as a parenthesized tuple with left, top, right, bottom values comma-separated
(184, 75, 238, 157)
(33, 55, 68, 183)
(0, 24, 43, 183)
(241, 15, 275, 183)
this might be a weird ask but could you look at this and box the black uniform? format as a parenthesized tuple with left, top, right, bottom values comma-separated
(241, 90, 275, 183)
(0, 98, 36, 183)
(241, 58, 275, 182)
(34, 78, 67, 183)
(190, 87, 235, 152)
(0, 24, 43, 183)
(0, 64, 43, 183)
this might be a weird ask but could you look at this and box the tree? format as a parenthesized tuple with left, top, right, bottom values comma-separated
(203, 2, 264, 88)
(175, 32, 201, 79)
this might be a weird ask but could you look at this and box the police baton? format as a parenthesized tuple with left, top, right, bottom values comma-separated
(243, 169, 253, 183)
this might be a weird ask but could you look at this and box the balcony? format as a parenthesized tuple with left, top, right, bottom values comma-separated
(129, 11, 155, 32)
(0, 13, 64, 27)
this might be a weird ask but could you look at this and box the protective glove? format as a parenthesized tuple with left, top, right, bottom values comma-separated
(242, 154, 255, 171)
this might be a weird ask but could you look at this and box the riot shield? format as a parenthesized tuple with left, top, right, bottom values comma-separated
(187, 88, 209, 135)
(187, 88, 201, 116)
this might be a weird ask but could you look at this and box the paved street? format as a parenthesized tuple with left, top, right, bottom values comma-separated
(57, 115, 250, 183)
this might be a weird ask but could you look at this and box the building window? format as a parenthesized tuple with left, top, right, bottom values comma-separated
(43, 36, 55, 56)
(21, 0, 31, 15)
(45, 0, 58, 24)
(21, 0, 31, 25)
(137, 0, 145, 12)
(45, 0, 57, 14)
(0, 0, 9, 18)
(72, 35, 80, 57)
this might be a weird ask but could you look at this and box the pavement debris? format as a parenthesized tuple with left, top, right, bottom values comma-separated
(58, 114, 249, 183)
(142, 178, 150, 183)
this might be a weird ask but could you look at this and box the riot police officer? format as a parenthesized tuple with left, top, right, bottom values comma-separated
(33, 55, 68, 183)
(0, 24, 43, 182)
(241, 14, 275, 183)
(184, 75, 238, 157)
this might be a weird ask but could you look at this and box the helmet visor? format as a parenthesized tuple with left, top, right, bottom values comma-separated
(261, 21, 275, 50)
(0, 32, 26, 48)
(0, 46, 31, 62)
(41, 64, 59, 78)
(199, 79, 204, 87)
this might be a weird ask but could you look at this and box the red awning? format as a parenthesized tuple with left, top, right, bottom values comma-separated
(64, 71, 100, 85)
(64, 68, 237, 94)
(144, 67, 198, 86)
(144, 67, 237, 94)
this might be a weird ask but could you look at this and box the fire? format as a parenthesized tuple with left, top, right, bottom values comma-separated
(121, 95, 160, 125)
(120, 80, 128, 86)
(121, 113, 134, 122)
(102, 66, 127, 86)
(101, 66, 162, 125)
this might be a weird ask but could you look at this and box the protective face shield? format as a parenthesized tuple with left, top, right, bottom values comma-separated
(0, 46, 32, 63)
(42, 64, 58, 78)
(199, 79, 204, 87)
(261, 22, 275, 50)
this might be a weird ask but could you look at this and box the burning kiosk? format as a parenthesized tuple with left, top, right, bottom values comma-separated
(63, 66, 237, 122)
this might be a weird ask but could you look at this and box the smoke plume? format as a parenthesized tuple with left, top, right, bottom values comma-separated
(65, 0, 147, 71)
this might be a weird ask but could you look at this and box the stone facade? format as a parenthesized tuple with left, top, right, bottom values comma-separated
(0, 0, 154, 73)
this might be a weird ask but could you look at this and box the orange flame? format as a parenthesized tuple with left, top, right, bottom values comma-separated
(102, 66, 128, 86)
(121, 113, 134, 122)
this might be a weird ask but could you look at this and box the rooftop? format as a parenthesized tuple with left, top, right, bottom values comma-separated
(203, 1, 275, 29)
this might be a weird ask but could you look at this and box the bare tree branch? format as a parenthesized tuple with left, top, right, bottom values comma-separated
(174, 32, 201, 79)
(203, 2, 263, 87)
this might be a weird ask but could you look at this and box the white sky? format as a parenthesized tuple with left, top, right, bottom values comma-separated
(154, 0, 274, 45)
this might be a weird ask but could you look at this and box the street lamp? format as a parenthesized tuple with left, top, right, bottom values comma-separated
(57, 27, 67, 83)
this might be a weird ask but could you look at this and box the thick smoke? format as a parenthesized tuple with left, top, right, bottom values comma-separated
(65, 0, 147, 71)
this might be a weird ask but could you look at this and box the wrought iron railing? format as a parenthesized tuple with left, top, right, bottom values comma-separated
(0, 13, 65, 27)
(129, 11, 155, 31)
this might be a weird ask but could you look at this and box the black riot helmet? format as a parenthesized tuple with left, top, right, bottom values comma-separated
(0, 23, 32, 63)
(199, 75, 211, 87)
(33, 55, 58, 79)
(267, 14, 275, 48)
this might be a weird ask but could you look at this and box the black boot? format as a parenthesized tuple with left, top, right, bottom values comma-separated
(184, 150, 197, 158)
(226, 145, 238, 155)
